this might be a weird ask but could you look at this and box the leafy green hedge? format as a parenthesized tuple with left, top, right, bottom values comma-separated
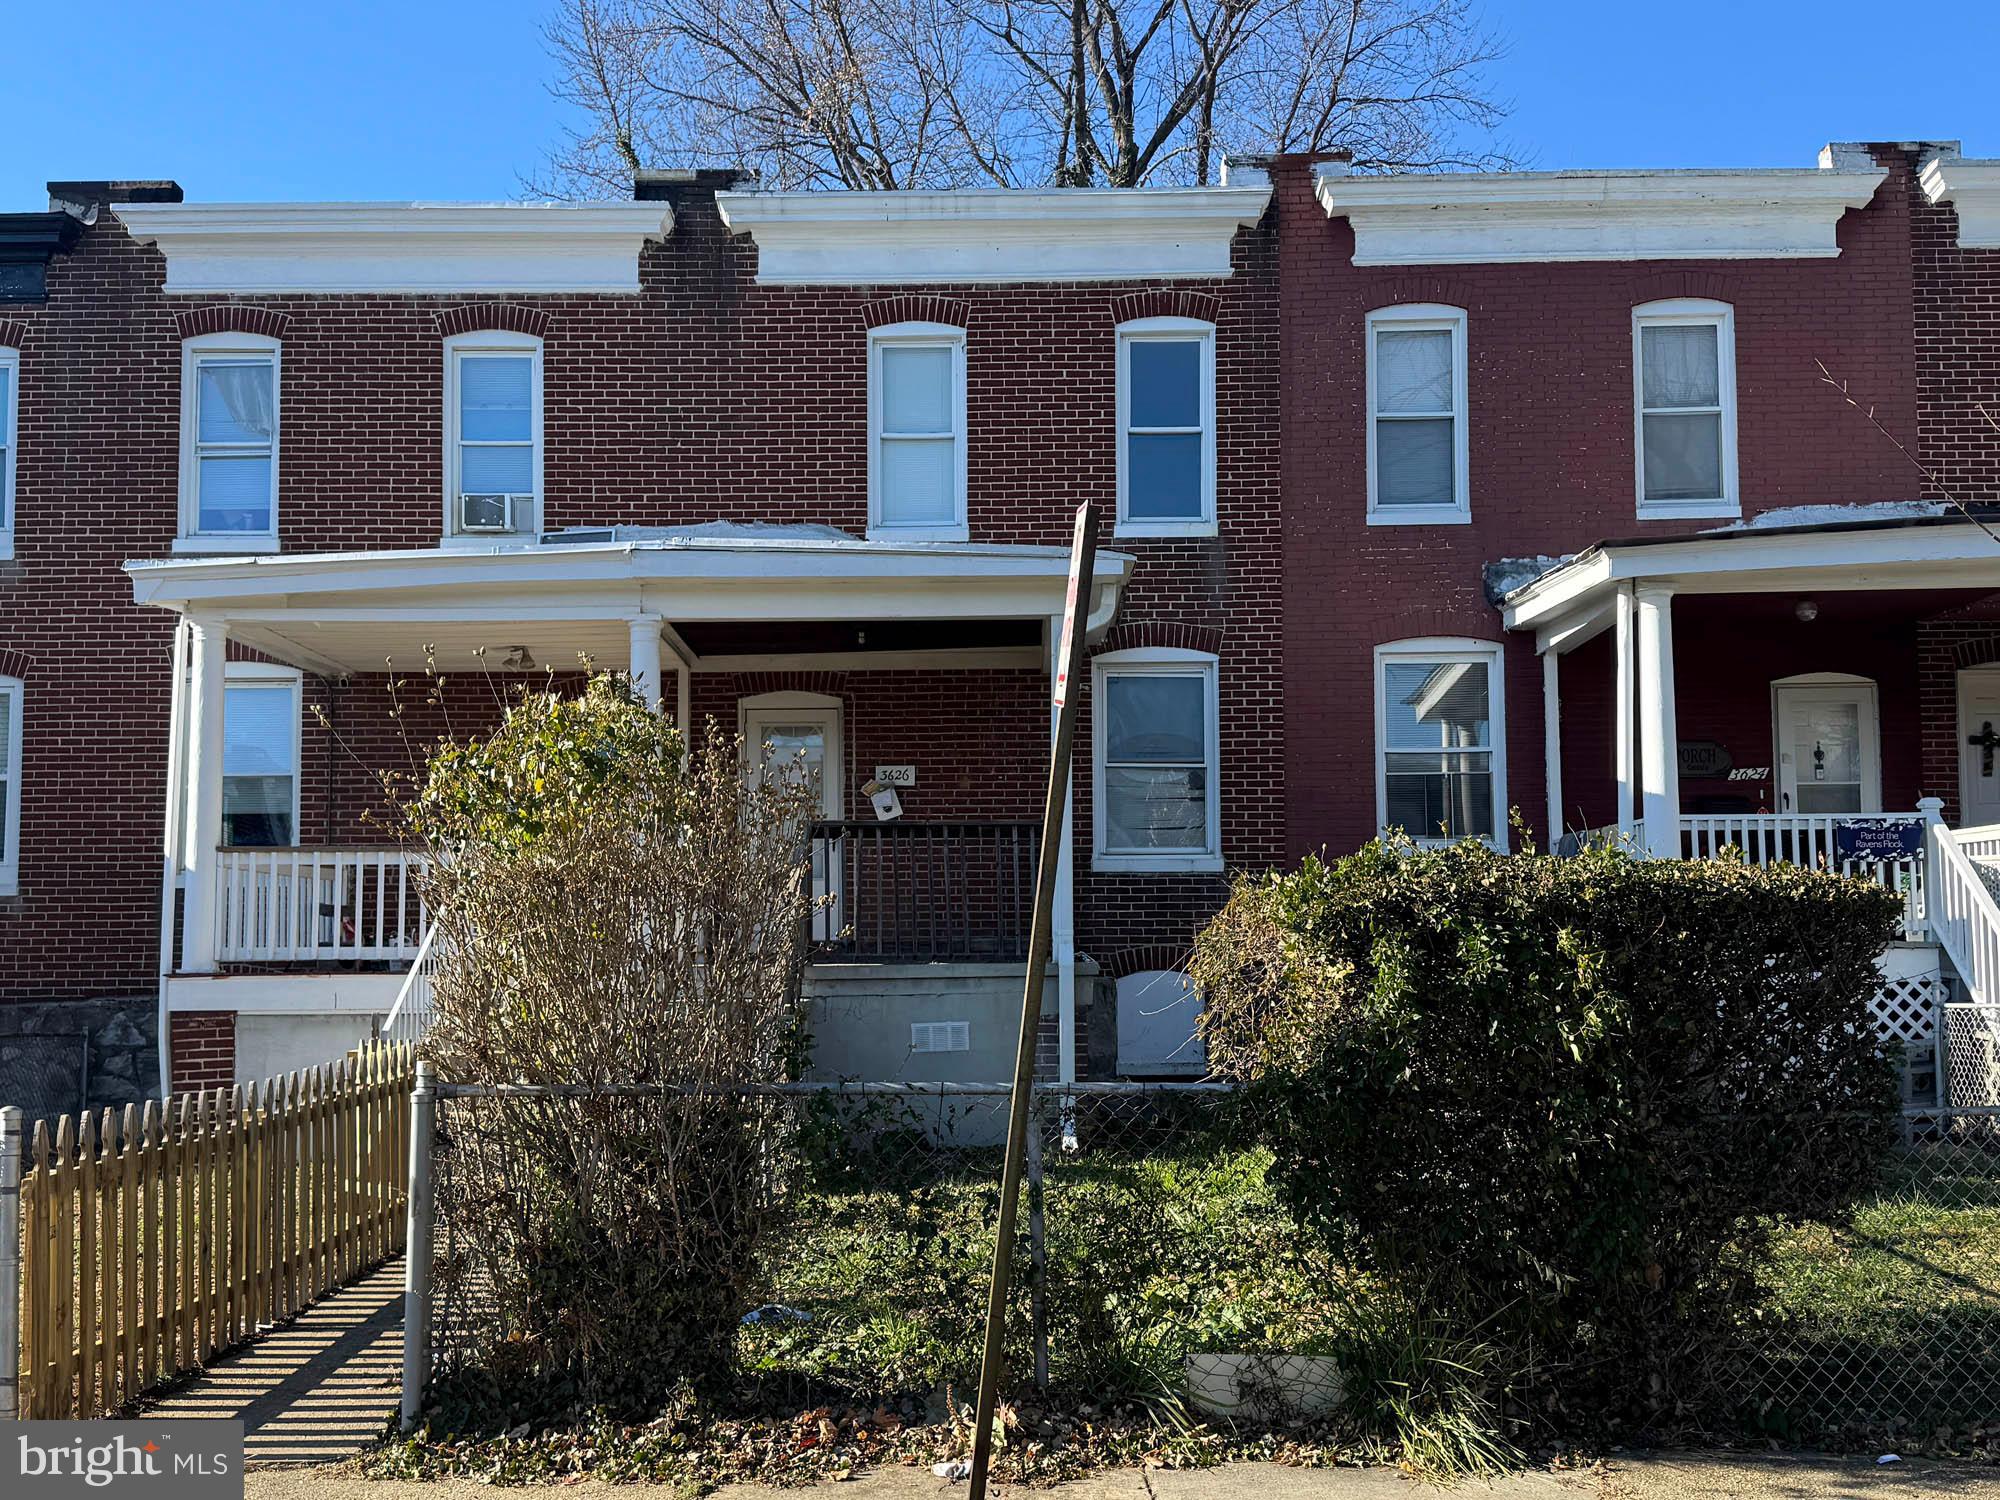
(1191, 840, 1905, 1436)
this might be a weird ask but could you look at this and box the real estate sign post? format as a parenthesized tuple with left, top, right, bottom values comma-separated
(966, 502, 1097, 1500)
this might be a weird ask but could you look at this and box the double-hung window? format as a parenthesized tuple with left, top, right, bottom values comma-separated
(0, 677, 20, 895)
(1634, 299, 1737, 519)
(1116, 318, 1215, 536)
(445, 331, 542, 540)
(1375, 639, 1507, 848)
(0, 346, 16, 560)
(1091, 648, 1222, 872)
(868, 323, 967, 539)
(178, 334, 280, 551)
(222, 666, 301, 848)
(1366, 305, 1469, 524)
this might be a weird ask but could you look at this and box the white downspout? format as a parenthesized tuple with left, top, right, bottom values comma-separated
(155, 618, 192, 1098)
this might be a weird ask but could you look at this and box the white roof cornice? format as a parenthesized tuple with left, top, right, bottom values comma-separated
(111, 200, 675, 295)
(1313, 164, 1885, 266)
(714, 186, 1271, 284)
(1919, 156, 2000, 249)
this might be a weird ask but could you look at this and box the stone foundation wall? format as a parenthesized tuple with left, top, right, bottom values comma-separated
(0, 995, 158, 1122)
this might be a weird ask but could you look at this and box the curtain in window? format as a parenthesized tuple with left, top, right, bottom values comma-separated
(1103, 673, 1209, 850)
(458, 355, 534, 497)
(196, 359, 276, 533)
(1640, 325, 1719, 408)
(198, 361, 275, 443)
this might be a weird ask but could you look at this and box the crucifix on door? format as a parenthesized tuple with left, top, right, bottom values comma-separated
(1970, 720, 2000, 778)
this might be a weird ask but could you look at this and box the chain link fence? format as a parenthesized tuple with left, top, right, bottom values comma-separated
(408, 1073, 2000, 1447)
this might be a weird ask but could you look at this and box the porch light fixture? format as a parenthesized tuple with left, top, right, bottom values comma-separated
(1794, 599, 1820, 623)
(502, 645, 538, 671)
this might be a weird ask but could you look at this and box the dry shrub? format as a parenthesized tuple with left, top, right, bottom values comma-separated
(410, 675, 821, 1412)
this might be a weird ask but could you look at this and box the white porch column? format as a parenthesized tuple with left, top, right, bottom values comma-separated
(180, 615, 228, 974)
(1050, 614, 1077, 1086)
(1542, 649, 1563, 847)
(627, 617, 665, 711)
(1636, 585, 1681, 858)
(1614, 585, 1636, 833)
(675, 661, 691, 739)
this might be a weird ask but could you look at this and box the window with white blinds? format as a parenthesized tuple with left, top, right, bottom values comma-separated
(1091, 648, 1223, 872)
(1366, 305, 1469, 524)
(222, 675, 299, 848)
(869, 324, 966, 538)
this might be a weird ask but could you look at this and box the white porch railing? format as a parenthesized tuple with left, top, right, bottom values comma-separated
(1677, 811, 1927, 939)
(377, 922, 441, 1046)
(1924, 817, 2000, 1008)
(215, 846, 430, 964)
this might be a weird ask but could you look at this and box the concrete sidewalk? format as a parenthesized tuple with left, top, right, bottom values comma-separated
(245, 1452, 1999, 1500)
(143, 1258, 405, 1467)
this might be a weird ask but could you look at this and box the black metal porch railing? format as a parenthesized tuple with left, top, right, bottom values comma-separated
(808, 820, 1042, 962)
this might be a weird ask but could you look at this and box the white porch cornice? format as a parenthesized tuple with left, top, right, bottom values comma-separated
(124, 532, 1134, 676)
(1502, 513, 2000, 651)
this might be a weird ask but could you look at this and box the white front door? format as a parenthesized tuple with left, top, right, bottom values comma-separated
(1959, 668, 2000, 827)
(743, 703, 843, 939)
(1773, 681, 1880, 814)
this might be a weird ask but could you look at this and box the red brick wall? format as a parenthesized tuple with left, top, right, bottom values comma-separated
(0, 186, 1282, 1002)
(1276, 147, 1926, 857)
(1914, 159, 2000, 506)
(168, 1010, 234, 1091)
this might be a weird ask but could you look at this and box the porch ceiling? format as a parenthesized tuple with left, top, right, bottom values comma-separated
(1502, 515, 2000, 652)
(125, 531, 1132, 677)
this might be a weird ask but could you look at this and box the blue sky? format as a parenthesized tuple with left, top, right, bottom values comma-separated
(4, 1, 1998, 207)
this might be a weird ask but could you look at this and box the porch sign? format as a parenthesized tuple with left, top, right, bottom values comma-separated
(1833, 816, 1925, 862)
(966, 502, 1097, 1500)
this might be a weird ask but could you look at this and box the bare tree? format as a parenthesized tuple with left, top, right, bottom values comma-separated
(534, 0, 1512, 193)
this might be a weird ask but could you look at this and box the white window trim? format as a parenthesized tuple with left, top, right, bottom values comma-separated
(1115, 316, 1217, 538)
(0, 345, 17, 561)
(223, 662, 303, 848)
(1374, 637, 1509, 852)
(1633, 298, 1739, 521)
(442, 330, 545, 546)
(175, 332, 281, 554)
(1090, 646, 1223, 873)
(1365, 304, 1471, 526)
(866, 322, 968, 541)
(0, 675, 20, 895)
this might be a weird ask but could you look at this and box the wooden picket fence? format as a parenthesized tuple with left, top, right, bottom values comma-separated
(9, 1042, 414, 1419)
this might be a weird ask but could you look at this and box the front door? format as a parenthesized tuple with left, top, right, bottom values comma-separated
(1773, 681, 1880, 814)
(743, 703, 843, 939)
(1958, 668, 2000, 827)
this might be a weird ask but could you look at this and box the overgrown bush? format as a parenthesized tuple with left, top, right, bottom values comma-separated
(1191, 839, 1905, 1438)
(411, 675, 821, 1414)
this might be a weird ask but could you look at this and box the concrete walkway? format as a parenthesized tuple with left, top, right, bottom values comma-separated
(142, 1258, 406, 1468)
(244, 1453, 2000, 1500)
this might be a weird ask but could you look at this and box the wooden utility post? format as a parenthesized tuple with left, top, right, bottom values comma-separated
(966, 503, 1097, 1500)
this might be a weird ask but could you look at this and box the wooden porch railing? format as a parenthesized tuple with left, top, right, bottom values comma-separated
(810, 820, 1041, 963)
(215, 846, 429, 964)
(6, 1044, 413, 1419)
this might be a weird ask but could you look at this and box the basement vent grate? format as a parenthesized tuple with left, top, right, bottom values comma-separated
(910, 1021, 971, 1054)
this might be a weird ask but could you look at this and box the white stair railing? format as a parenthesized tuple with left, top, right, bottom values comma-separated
(1921, 808, 2000, 1007)
(377, 922, 441, 1048)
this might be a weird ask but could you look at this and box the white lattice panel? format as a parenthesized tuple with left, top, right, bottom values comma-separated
(1872, 972, 1945, 1044)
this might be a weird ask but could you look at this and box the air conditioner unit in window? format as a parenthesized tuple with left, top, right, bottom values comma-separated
(458, 493, 530, 533)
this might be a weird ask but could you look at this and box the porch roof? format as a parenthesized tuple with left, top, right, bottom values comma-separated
(1497, 506, 2000, 651)
(124, 525, 1134, 677)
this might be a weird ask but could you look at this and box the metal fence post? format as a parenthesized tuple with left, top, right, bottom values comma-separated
(0, 1106, 20, 1423)
(400, 1062, 437, 1432)
(1026, 1102, 1049, 1392)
